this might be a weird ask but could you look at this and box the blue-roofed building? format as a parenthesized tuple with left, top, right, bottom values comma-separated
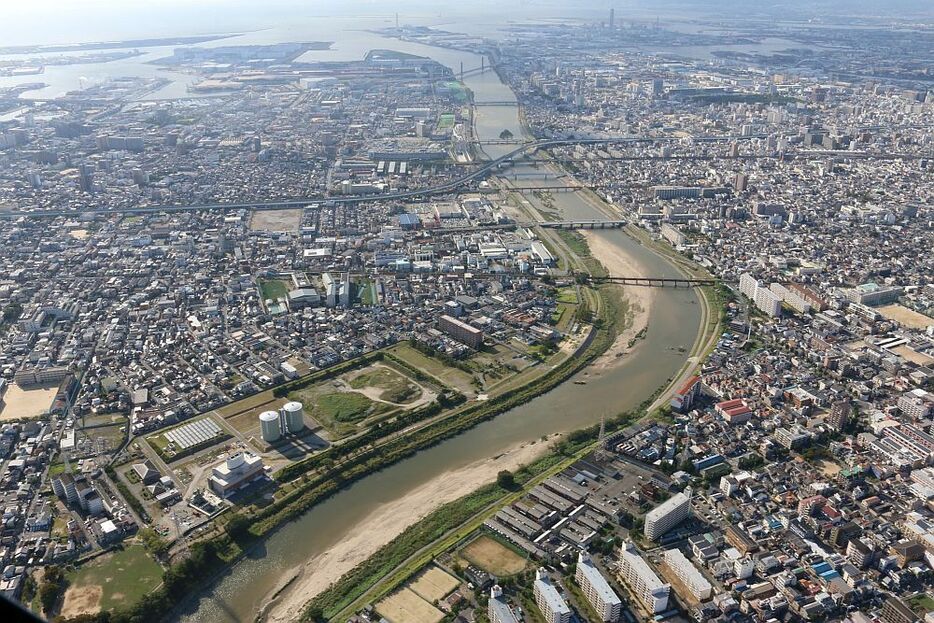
(398, 213, 421, 230)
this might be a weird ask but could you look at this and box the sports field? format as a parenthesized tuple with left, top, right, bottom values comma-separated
(60, 544, 162, 617)
(376, 587, 445, 623)
(459, 535, 527, 576)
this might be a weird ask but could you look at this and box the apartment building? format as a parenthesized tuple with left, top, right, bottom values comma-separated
(575, 553, 622, 622)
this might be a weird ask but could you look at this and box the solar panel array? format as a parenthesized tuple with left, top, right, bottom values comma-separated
(164, 418, 222, 450)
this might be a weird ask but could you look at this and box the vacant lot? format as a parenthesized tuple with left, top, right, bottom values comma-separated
(388, 344, 476, 396)
(459, 535, 527, 576)
(61, 544, 162, 617)
(349, 365, 423, 404)
(0, 383, 58, 421)
(376, 587, 445, 623)
(408, 566, 460, 603)
(878, 304, 933, 330)
(288, 381, 395, 437)
(250, 208, 302, 232)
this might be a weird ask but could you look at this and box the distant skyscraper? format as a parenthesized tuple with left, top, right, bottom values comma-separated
(609, 8, 615, 29)
(78, 164, 94, 193)
(651, 79, 664, 97)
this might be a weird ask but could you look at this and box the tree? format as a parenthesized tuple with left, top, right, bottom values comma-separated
(39, 566, 66, 615)
(225, 514, 252, 541)
(306, 606, 325, 622)
(496, 470, 516, 490)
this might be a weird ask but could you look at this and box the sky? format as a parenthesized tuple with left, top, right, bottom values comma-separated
(1, 0, 931, 47)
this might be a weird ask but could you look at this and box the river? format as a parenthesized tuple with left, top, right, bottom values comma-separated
(171, 25, 700, 623)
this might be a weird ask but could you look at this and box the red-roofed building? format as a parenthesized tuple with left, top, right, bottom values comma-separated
(716, 398, 754, 425)
(671, 376, 702, 412)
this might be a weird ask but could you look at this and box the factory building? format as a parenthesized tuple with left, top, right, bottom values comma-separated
(209, 452, 266, 498)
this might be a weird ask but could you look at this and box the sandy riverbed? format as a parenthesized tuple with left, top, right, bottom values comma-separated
(260, 434, 560, 623)
(582, 231, 656, 370)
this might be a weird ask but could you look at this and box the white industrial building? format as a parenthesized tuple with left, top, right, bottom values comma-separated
(209, 452, 266, 498)
(575, 552, 622, 621)
(663, 548, 713, 601)
(645, 487, 692, 541)
(533, 568, 571, 623)
(618, 541, 670, 614)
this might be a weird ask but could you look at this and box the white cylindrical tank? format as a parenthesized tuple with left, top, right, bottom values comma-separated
(259, 410, 280, 443)
(281, 401, 305, 434)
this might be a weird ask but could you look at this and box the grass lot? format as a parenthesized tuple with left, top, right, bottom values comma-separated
(387, 344, 476, 396)
(216, 390, 276, 418)
(61, 544, 162, 617)
(350, 366, 422, 404)
(909, 594, 934, 614)
(458, 534, 527, 576)
(287, 382, 395, 437)
(557, 287, 578, 304)
(258, 279, 290, 301)
(356, 279, 378, 306)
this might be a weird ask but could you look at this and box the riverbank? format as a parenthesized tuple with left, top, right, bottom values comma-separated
(260, 434, 559, 623)
(583, 232, 655, 370)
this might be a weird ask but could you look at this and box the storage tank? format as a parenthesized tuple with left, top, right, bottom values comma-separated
(281, 401, 305, 434)
(259, 410, 281, 443)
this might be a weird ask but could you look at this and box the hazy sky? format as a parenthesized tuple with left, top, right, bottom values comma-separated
(2, 0, 931, 47)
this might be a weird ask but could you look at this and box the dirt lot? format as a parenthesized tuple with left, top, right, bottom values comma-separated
(250, 208, 303, 232)
(878, 304, 934, 330)
(0, 383, 58, 421)
(408, 566, 460, 603)
(893, 345, 934, 367)
(61, 585, 103, 618)
(459, 535, 527, 576)
(376, 587, 445, 623)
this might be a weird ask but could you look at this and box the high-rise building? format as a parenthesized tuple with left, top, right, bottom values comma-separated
(662, 549, 712, 600)
(533, 569, 571, 623)
(828, 400, 852, 431)
(78, 163, 95, 193)
(880, 596, 920, 623)
(645, 488, 692, 541)
(488, 586, 520, 623)
(575, 553, 622, 621)
(618, 541, 670, 614)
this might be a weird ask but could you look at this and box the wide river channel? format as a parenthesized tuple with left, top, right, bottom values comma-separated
(174, 23, 703, 623)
